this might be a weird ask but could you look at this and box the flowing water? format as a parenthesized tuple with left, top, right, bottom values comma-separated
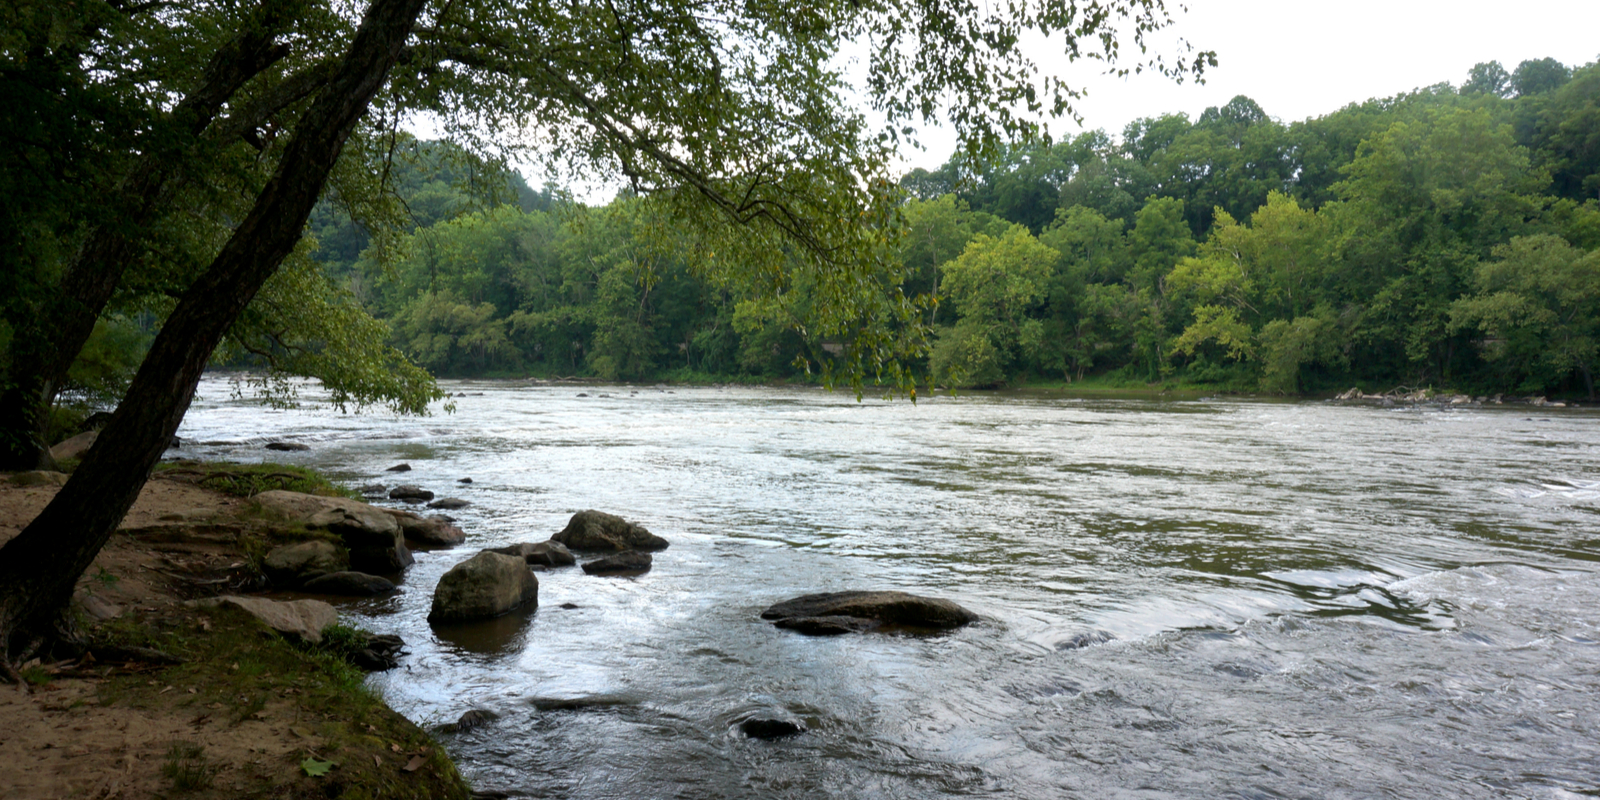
(173, 378, 1600, 799)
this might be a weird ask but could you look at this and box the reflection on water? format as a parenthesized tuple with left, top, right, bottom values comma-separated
(176, 380, 1600, 798)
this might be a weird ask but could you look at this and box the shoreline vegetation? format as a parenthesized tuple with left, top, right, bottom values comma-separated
(0, 463, 472, 800)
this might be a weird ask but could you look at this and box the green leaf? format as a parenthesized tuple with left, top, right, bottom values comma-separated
(301, 757, 336, 777)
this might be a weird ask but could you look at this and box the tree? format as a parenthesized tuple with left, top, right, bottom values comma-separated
(932, 226, 1058, 386)
(1463, 61, 1512, 97)
(1450, 234, 1600, 397)
(0, 0, 1211, 670)
(1512, 57, 1572, 97)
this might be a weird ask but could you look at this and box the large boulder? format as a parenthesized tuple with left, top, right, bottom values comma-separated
(197, 596, 338, 643)
(488, 541, 575, 567)
(385, 509, 467, 547)
(760, 591, 978, 635)
(552, 510, 668, 551)
(261, 540, 344, 585)
(254, 491, 412, 573)
(429, 552, 539, 623)
(50, 430, 97, 462)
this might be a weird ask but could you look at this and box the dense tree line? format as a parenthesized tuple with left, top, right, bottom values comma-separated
(333, 56, 1600, 397)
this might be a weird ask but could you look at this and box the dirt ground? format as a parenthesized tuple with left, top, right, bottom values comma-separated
(0, 474, 464, 800)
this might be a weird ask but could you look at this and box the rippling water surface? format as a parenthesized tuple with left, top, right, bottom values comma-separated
(175, 379, 1600, 799)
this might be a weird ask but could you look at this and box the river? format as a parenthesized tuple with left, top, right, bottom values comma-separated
(172, 378, 1600, 799)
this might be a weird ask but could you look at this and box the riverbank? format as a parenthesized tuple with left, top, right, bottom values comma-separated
(0, 466, 470, 800)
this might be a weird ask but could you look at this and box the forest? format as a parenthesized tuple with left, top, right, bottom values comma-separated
(265, 55, 1598, 398)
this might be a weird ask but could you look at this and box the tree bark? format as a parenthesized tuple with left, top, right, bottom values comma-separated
(0, 0, 429, 663)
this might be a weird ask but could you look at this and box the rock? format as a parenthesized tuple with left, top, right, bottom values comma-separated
(581, 550, 652, 575)
(429, 552, 539, 623)
(253, 491, 401, 546)
(302, 571, 397, 596)
(386, 463, 412, 472)
(457, 477, 473, 484)
(350, 633, 406, 671)
(76, 593, 124, 622)
(261, 540, 343, 585)
(358, 483, 387, 496)
(738, 716, 806, 739)
(349, 541, 414, 574)
(772, 615, 874, 636)
(198, 596, 338, 643)
(389, 484, 435, 502)
(9, 470, 68, 487)
(50, 430, 98, 462)
(386, 510, 467, 546)
(446, 709, 498, 733)
(428, 497, 471, 510)
(760, 591, 978, 634)
(487, 541, 575, 567)
(552, 510, 669, 551)
(264, 441, 310, 451)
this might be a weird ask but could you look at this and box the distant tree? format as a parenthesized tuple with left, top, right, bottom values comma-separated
(1512, 57, 1572, 97)
(1462, 61, 1512, 97)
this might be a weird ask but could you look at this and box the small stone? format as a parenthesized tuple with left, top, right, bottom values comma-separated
(581, 550, 652, 576)
(458, 477, 474, 484)
(428, 497, 470, 510)
(386, 463, 412, 472)
(358, 483, 387, 495)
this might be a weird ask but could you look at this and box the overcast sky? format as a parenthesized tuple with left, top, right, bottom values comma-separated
(894, 0, 1599, 171)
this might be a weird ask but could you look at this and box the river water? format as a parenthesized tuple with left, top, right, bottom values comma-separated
(172, 378, 1600, 799)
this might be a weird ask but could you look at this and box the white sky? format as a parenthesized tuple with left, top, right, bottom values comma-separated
(486, 0, 1599, 200)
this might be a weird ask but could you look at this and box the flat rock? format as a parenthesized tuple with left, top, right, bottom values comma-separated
(253, 490, 401, 546)
(387, 509, 467, 546)
(429, 552, 539, 623)
(302, 571, 397, 596)
(581, 550, 652, 575)
(197, 595, 337, 643)
(50, 430, 97, 462)
(552, 510, 668, 551)
(389, 484, 434, 502)
(386, 463, 412, 472)
(264, 441, 310, 451)
(428, 497, 471, 510)
(488, 541, 575, 567)
(262, 540, 343, 585)
(760, 591, 978, 634)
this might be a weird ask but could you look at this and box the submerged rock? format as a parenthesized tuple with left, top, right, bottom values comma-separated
(428, 497, 471, 510)
(552, 509, 668, 551)
(760, 591, 978, 635)
(581, 550, 652, 575)
(386, 463, 412, 472)
(349, 633, 406, 671)
(738, 715, 807, 739)
(443, 709, 498, 734)
(264, 441, 309, 451)
(429, 552, 539, 623)
(358, 483, 387, 496)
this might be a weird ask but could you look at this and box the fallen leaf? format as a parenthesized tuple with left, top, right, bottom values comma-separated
(301, 757, 335, 777)
(389, 743, 402, 753)
(290, 726, 314, 739)
(373, 754, 382, 767)
(158, 686, 173, 694)
(187, 688, 197, 694)
(403, 755, 426, 772)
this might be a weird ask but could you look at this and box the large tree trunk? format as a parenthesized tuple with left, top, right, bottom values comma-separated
(0, 0, 303, 471)
(0, 0, 429, 667)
